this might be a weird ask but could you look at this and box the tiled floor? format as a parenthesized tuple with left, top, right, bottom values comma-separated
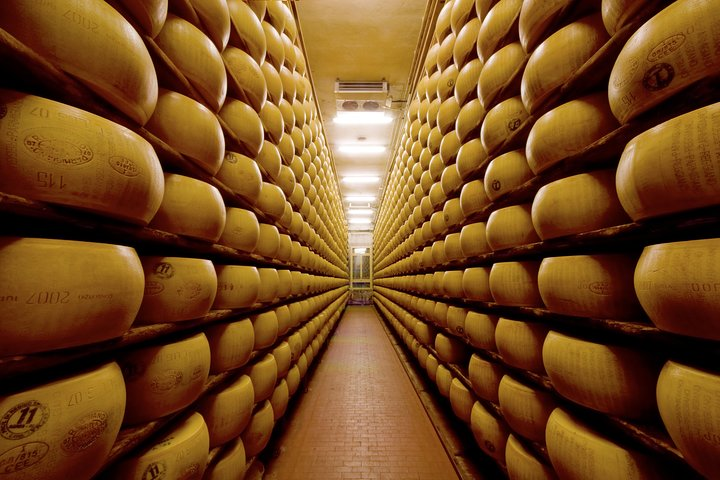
(264, 306, 460, 480)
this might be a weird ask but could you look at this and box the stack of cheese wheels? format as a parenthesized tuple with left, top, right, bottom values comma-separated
(608, 0, 720, 124)
(154, 14, 227, 111)
(538, 253, 644, 320)
(499, 375, 557, 443)
(0, 0, 158, 125)
(196, 374, 254, 447)
(486, 204, 540, 250)
(546, 408, 666, 478)
(489, 261, 543, 307)
(531, 169, 630, 240)
(117, 0, 168, 37)
(468, 353, 504, 402)
(635, 238, 720, 340)
(542, 331, 660, 418)
(135, 256, 217, 324)
(526, 92, 618, 174)
(145, 89, 225, 175)
(483, 150, 534, 201)
(495, 318, 549, 374)
(112, 412, 210, 479)
(616, 102, 720, 221)
(205, 318, 255, 373)
(0, 362, 126, 480)
(0, 90, 164, 225)
(521, 14, 609, 114)
(118, 333, 211, 424)
(149, 173, 227, 242)
(0, 237, 144, 355)
(471, 400, 511, 465)
(657, 360, 720, 479)
(506, 434, 557, 480)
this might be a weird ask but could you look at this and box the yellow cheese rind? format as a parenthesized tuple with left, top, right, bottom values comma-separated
(495, 318, 549, 373)
(0, 90, 164, 225)
(484, 150, 534, 201)
(487, 204, 540, 250)
(202, 436, 246, 480)
(197, 374, 255, 447)
(477, 0, 523, 62)
(499, 375, 556, 443)
(468, 354, 504, 402)
(219, 98, 265, 159)
(518, 0, 574, 52)
(214, 151, 263, 203)
(205, 318, 255, 373)
(219, 207, 260, 253)
(241, 400, 275, 457)
(117, 0, 168, 38)
(223, 47, 268, 113)
(635, 238, 720, 340)
(0, 362, 125, 480)
(489, 261, 544, 307)
(0, 238, 144, 356)
(0, 0, 158, 125)
(136, 256, 217, 324)
(542, 331, 660, 418)
(506, 434, 557, 480)
(227, 0, 267, 65)
(471, 401, 510, 465)
(190, 0, 231, 51)
(213, 265, 261, 309)
(119, 333, 211, 424)
(481, 96, 529, 156)
(478, 42, 526, 108)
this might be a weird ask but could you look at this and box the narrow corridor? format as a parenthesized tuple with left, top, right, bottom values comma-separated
(265, 306, 460, 480)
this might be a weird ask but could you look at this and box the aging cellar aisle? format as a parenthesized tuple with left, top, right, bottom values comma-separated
(264, 306, 460, 480)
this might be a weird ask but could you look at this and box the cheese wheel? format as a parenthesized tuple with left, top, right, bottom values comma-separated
(446, 306, 468, 337)
(276, 234, 293, 262)
(248, 354, 278, 403)
(155, 14, 227, 111)
(608, 0, 720, 124)
(270, 379, 290, 420)
(196, 374, 254, 447)
(202, 436, 246, 480)
(657, 360, 720, 479)
(223, 47, 267, 113)
(443, 271, 465, 298)
(437, 99, 462, 137)
(241, 400, 275, 457)
(471, 401, 510, 465)
(601, 0, 659, 35)
(521, 14, 609, 114)
(478, 42, 527, 108)
(484, 150, 534, 201)
(219, 207, 260, 252)
(542, 331, 660, 418)
(495, 318, 549, 373)
(481, 96, 529, 156)
(490, 261, 543, 307)
(189, 0, 231, 51)
(459, 222, 491, 259)
(119, 333, 210, 424)
(455, 58, 483, 106)
(465, 311, 498, 351)
(150, 173, 226, 242)
(487, 204, 540, 250)
(477, 0, 522, 62)
(286, 364, 301, 396)
(213, 265, 260, 308)
(261, 61, 284, 104)
(635, 238, 720, 340)
(251, 310, 279, 349)
(214, 151, 263, 203)
(276, 270, 293, 300)
(518, 0, 575, 52)
(272, 341, 292, 378)
(136, 256, 217, 324)
(616, 102, 720, 221)
(546, 408, 665, 479)
(254, 223, 281, 259)
(460, 179, 490, 217)
(0, 362, 125, 480)
(263, 20, 286, 70)
(255, 182, 287, 219)
(531, 169, 630, 240)
(259, 101, 284, 143)
(0, 0, 158, 125)
(454, 17, 482, 69)
(227, 0, 266, 64)
(456, 139, 487, 180)
(0, 90, 164, 224)
(205, 318, 255, 373)
(0, 238, 144, 356)
(538, 254, 644, 320)
(148, 89, 226, 174)
(117, 0, 168, 37)
(435, 0, 454, 42)
(219, 98, 264, 158)
(468, 354, 504, 402)
(462, 267, 493, 301)
(450, 378, 475, 423)
(437, 33, 458, 72)
(113, 412, 209, 480)
(455, 99, 485, 144)
(443, 198, 466, 229)
(499, 375, 556, 443)
(435, 333, 469, 364)
(436, 364, 453, 398)
(437, 64, 460, 102)
(526, 92, 618, 174)
(443, 232, 464, 262)
(506, 434, 557, 480)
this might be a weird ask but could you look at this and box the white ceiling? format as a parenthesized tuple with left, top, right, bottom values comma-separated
(295, 0, 430, 228)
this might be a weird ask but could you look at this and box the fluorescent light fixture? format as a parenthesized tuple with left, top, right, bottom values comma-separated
(344, 195, 376, 202)
(341, 176, 380, 184)
(349, 217, 372, 225)
(348, 208, 374, 216)
(333, 111, 392, 125)
(353, 248, 368, 254)
(338, 145, 386, 154)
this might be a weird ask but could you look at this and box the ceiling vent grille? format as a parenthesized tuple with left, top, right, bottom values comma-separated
(335, 81, 388, 94)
